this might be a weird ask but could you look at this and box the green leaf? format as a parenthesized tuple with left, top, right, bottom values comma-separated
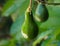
(33, 28, 54, 46)
(41, 28, 60, 46)
(3, 0, 14, 12)
(2, 0, 29, 16)
(11, 0, 30, 21)
(10, 14, 24, 36)
(41, 39, 58, 46)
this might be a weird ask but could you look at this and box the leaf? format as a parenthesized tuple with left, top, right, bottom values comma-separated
(41, 28, 60, 46)
(10, 14, 24, 36)
(41, 39, 58, 46)
(41, 34, 60, 46)
(3, 0, 14, 12)
(2, 0, 29, 16)
(11, 0, 30, 21)
(33, 28, 54, 46)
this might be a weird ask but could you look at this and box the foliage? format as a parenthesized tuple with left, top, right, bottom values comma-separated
(0, 0, 60, 46)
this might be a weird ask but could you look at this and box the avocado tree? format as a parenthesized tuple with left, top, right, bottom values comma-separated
(0, 0, 60, 46)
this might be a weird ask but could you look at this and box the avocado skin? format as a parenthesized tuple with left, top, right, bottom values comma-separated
(35, 3, 49, 22)
(21, 11, 38, 40)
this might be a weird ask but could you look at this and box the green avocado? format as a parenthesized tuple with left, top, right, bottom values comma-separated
(35, 3, 49, 22)
(21, 8, 38, 40)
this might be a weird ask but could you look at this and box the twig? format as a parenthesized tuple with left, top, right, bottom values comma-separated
(46, 3, 60, 5)
(36, 0, 60, 5)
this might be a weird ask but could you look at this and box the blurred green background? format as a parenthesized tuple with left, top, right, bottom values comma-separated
(0, 0, 60, 46)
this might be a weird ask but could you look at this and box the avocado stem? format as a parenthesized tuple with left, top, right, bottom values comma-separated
(29, 0, 32, 12)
